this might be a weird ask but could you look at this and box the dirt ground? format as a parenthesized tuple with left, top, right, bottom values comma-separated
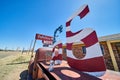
(0, 51, 31, 80)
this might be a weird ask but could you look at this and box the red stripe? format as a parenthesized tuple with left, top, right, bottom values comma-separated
(67, 56, 106, 72)
(52, 43, 62, 52)
(52, 47, 55, 52)
(81, 31, 98, 47)
(66, 29, 82, 37)
(66, 19, 72, 27)
(52, 54, 62, 60)
(58, 43, 62, 48)
(66, 43, 73, 50)
(79, 5, 89, 19)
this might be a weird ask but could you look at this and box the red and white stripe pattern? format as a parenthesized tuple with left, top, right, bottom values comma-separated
(66, 4, 106, 77)
(49, 41, 62, 71)
(51, 40, 62, 61)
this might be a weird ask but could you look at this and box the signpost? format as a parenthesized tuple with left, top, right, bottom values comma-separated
(30, 34, 53, 60)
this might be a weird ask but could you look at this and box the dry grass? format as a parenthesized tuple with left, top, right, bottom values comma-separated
(0, 51, 31, 80)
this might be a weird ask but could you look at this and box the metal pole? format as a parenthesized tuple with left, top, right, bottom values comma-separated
(30, 39, 36, 60)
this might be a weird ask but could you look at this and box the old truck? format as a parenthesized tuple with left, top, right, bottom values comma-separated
(28, 47, 57, 80)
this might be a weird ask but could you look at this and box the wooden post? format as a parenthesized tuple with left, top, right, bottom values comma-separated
(30, 39, 37, 60)
(106, 40, 119, 71)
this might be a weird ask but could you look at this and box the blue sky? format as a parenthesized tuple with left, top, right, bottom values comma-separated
(0, 0, 120, 50)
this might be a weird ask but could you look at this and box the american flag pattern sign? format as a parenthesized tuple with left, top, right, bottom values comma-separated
(66, 4, 106, 77)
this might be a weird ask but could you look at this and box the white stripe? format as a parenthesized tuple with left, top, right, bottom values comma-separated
(67, 4, 88, 22)
(58, 48, 62, 54)
(84, 42, 103, 59)
(66, 50, 77, 59)
(66, 26, 71, 32)
(67, 28, 94, 43)
(52, 51, 55, 58)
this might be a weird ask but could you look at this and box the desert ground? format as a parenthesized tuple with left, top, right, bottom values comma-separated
(0, 51, 30, 80)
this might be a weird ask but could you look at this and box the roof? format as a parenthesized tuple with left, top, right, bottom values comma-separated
(98, 33, 120, 41)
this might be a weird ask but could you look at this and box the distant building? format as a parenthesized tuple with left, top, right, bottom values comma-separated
(62, 33, 120, 71)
